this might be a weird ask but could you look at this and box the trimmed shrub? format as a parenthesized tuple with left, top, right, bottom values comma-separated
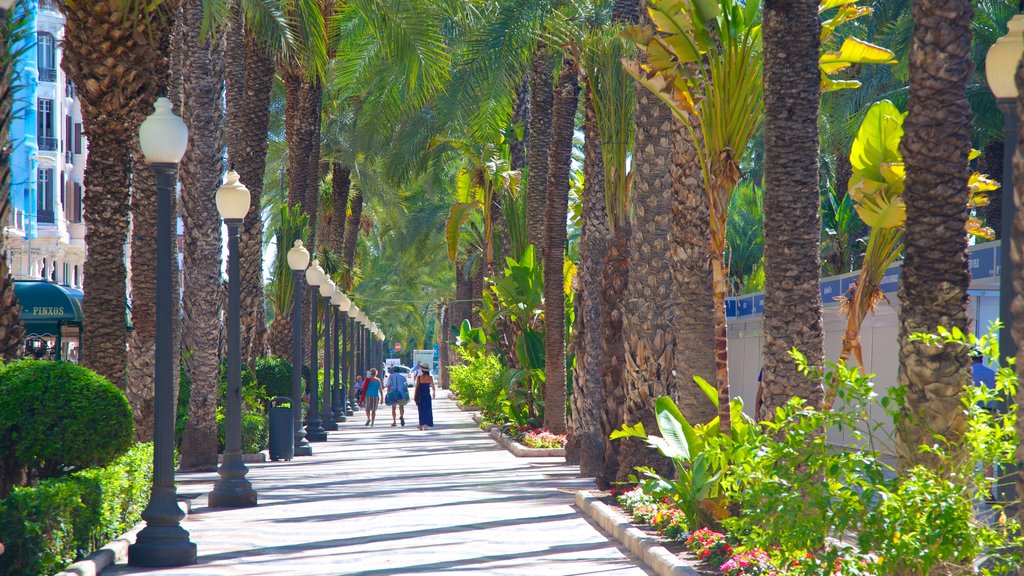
(216, 409, 269, 454)
(0, 360, 134, 486)
(0, 443, 152, 576)
(254, 356, 293, 401)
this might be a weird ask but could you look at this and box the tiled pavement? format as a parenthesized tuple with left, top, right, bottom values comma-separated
(104, 396, 651, 576)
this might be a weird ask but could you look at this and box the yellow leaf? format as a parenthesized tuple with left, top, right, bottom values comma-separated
(820, 37, 896, 74)
(966, 219, 995, 240)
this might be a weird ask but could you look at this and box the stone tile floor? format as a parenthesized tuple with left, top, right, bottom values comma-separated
(104, 397, 651, 576)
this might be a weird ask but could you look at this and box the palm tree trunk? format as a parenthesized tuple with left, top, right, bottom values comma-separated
(1011, 52, 1024, 547)
(760, 0, 825, 419)
(329, 163, 351, 256)
(342, 183, 363, 288)
(617, 40, 679, 480)
(895, 0, 973, 471)
(573, 86, 609, 475)
(177, 0, 226, 471)
(227, 25, 275, 365)
(542, 58, 578, 435)
(597, 224, 630, 488)
(527, 48, 552, 257)
(0, 19, 23, 361)
(455, 260, 473, 328)
(670, 116, 717, 426)
(62, 0, 166, 391)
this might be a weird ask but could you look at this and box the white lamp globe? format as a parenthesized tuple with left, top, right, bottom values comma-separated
(305, 259, 324, 286)
(986, 14, 1024, 100)
(319, 279, 335, 298)
(286, 240, 310, 271)
(139, 97, 189, 164)
(336, 292, 351, 312)
(330, 289, 344, 306)
(215, 171, 251, 221)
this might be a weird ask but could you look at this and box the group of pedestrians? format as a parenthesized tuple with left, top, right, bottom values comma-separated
(358, 363, 435, 430)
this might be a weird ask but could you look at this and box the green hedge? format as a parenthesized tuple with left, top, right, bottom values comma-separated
(448, 352, 504, 420)
(254, 356, 293, 401)
(0, 443, 152, 576)
(0, 360, 134, 484)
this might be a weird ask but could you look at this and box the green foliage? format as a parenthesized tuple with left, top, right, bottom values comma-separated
(0, 361, 134, 487)
(611, 387, 753, 530)
(725, 181, 763, 293)
(448, 350, 505, 421)
(254, 356, 294, 401)
(453, 319, 488, 354)
(715, 340, 1021, 575)
(0, 443, 152, 576)
(216, 410, 269, 455)
(267, 204, 310, 322)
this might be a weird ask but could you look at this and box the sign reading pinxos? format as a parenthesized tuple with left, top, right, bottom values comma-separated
(31, 306, 66, 317)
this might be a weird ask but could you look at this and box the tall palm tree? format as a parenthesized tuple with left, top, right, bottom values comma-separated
(1013, 50, 1024, 546)
(177, 0, 227, 471)
(573, 84, 608, 474)
(0, 7, 25, 362)
(527, 48, 552, 257)
(542, 57, 578, 435)
(225, 3, 288, 365)
(759, 0, 825, 418)
(126, 0, 186, 442)
(615, 0, 681, 481)
(341, 180, 363, 288)
(895, 0, 974, 471)
(60, 0, 168, 389)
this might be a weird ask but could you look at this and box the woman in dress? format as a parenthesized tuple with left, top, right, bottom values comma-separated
(413, 362, 435, 430)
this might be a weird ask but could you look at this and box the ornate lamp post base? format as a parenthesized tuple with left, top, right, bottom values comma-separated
(128, 491, 197, 567)
(208, 452, 258, 508)
(295, 443, 313, 457)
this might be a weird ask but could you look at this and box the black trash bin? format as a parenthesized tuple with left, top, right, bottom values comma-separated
(268, 396, 294, 461)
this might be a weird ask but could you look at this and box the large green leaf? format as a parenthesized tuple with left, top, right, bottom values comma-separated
(515, 328, 545, 371)
(610, 421, 647, 440)
(693, 376, 719, 409)
(849, 100, 903, 184)
(654, 398, 692, 461)
(655, 395, 700, 459)
(445, 202, 478, 263)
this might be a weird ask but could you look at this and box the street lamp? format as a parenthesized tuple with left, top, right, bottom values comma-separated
(129, 97, 197, 567)
(985, 14, 1024, 365)
(336, 292, 353, 416)
(209, 171, 258, 509)
(304, 260, 327, 442)
(346, 303, 358, 413)
(286, 240, 312, 457)
(319, 279, 338, 432)
(330, 289, 347, 422)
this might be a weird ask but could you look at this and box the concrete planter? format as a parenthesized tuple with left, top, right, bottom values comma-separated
(53, 526, 142, 576)
(471, 413, 500, 431)
(575, 490, 702, 576)
(446, 392, 481, 411)
(488, 427, 565, 457)
(218, 451, 267, 464)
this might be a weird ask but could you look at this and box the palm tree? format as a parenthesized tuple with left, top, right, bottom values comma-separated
(0, 7, 25, 362)
(895, 0, 974, 471)
(60, 0, 168, 389)
(542, 57, 578, 435)
(225, 3, 289, 365)
(1013, 49, 1024, 547)
(759, 0, 825, 419)
(615, 1, 682, 481)
(177, 0, 227, 471)
(267, 205, 310, 358)
(527, 48, 552, 257)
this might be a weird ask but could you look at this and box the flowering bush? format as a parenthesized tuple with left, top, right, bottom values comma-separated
(718, 549, 777, 576)
(519, 427, 567, 448)
(686, 528, 734, 568)
(652, 505, 688, 540)
(613, 486, 655, 511)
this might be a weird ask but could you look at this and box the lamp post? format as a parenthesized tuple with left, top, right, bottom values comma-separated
(209, 171, 258, 508)
(319, 280, 338, 432)
(986, 14, 1024, 365)
(338, 295, 351, 416)
(984, 14, 1024, 504)
(331, 291, 349, 422)
(347, 304, 359, 410)
(129, 97, 197, 567)
(304, 261, 327, 442)
(286, 241, 312, 457)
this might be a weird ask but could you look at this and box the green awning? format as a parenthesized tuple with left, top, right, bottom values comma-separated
(14, 280, 83, 337)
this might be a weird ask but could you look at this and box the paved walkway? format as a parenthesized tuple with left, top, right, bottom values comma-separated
(105, 397, 651, 575)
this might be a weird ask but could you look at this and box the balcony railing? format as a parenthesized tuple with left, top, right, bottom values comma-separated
(38, 137, 58, 151)
(38, 0, 60, 13)
(37, 209, 55, 224)
(38, 67, 56, 83)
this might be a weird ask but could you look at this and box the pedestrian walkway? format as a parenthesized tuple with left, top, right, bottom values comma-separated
(104, 397, 651, 575)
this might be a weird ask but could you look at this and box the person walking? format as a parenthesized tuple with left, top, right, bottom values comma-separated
(413, 362, 436, 430)
(385, 365, 410, 426)
(363, 369, 383, 427)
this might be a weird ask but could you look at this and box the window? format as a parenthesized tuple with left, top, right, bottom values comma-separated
(71, 183, 82, 223)
(65, 115, 71, 153)
(74, 123, 82, 155)
(36, 33, 55, 81)
(38, 99, 56, 150)
(37, 168, 54, 222)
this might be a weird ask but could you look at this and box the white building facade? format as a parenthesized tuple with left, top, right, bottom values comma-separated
(2, 0, 87, 288)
